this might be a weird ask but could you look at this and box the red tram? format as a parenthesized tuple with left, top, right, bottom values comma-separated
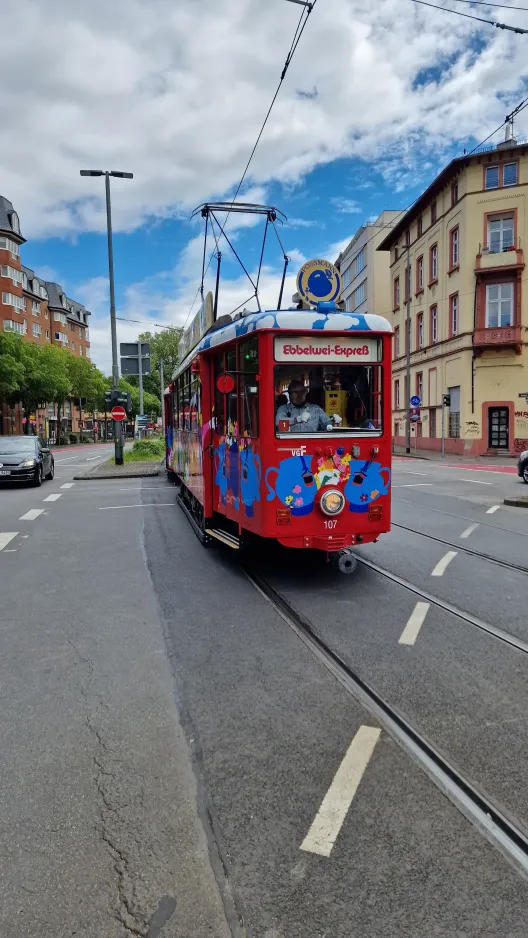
(165, 295, 393, 571)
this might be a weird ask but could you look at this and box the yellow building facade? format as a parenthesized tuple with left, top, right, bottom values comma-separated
(379, 137, 528, 456)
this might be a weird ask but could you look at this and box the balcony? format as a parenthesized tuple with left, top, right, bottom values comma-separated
(473, 324, 521, 351)
(476, 241, 524, 273)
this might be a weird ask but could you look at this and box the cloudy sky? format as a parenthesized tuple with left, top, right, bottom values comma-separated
(2, 0, 528, 371)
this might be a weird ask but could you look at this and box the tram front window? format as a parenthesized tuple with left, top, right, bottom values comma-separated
(275, 364, 382, 435)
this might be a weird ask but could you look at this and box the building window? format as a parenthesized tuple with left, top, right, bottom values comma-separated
(45, 329, 50, 339)
(394, 276, 400, 309)
(22, 271, 28, 289)
(416, 372, 423, 402)
(430, 244, 438, 282)
(40, 286, 47, 299)
(61, 294, 68, 308)
(487, 214, 514, 253)
(394, 246, 399, 262)
(33, 279, 40, 294)
(395, 379, 400, 409)
(1, 264, 24, 285)
(417, 215, 423, 237)
(429, 408, 436, 438)
(503, 162, 518, 187)
(70, 322, 75, 333)
(32, 323, 41, 338)
(394, 421, 399, 437)
(451, 180, 458, 206)
(345, 296, 352, 312)
(485, 165, 499, 189)
(431, 199, 437, 224)
(45, 310, 49, 319)
(32, 301, 40, 316)
(431, 304, 438, 343)
(352, 280, 366, 309)
(417, 312, 424, 349)
(394, 325, 400, 359)
(450, 227, 459, 267)
(417, 255, 424, 292)
(9, 212, 20, 234)
(485, 282, 513, 328)
(4, 319, 26, 335)
(354, 248, 365, 275)
(79, 346, 83, 356)
(342, 266, 351, 288)
(450, 294, 459, 336)
(2, 291, 26, 311)
(0, 236, 20, 257)
(54, 312, 67, 325)
(71, 341, 75, 350)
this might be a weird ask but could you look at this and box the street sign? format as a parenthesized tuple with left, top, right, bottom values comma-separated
(111, 406, 127, 422)
(410, 395, 421, 407)
(136, 414, 148, 425)
(121, 357, 151, 376)
(120, 343, 150, 357)
(410, 412, 420, 422)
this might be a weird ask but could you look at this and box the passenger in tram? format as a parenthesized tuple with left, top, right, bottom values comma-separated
(276, 379, 341, 433)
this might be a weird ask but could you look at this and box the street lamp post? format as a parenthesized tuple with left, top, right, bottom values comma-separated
(80, 169, 133, 465)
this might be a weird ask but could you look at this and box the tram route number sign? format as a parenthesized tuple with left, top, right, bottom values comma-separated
(111, 406, 127, 422)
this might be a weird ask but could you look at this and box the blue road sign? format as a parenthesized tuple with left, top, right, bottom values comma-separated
(410, 413, 420, 422)
(410, 395, 421, 407)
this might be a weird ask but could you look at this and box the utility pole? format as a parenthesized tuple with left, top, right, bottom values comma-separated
(138, 339, 144, 439)
(405, 241, 411, 454)
(80, 169, 133, 464)
(160, 359, 165, 438)
(441, 397, 445, 459)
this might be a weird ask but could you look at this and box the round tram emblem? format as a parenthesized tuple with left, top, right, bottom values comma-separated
(296, 259, 342, 307)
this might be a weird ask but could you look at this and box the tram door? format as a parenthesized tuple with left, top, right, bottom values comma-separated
(488, 407, 509, 450)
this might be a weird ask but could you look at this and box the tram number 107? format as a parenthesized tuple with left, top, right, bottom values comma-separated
(323, 519, 338, 529)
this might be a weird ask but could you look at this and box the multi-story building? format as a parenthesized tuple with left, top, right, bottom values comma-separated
(379, 130, 528, 456)
(335, 210, 403, 316)
(0, 195, 92, 437)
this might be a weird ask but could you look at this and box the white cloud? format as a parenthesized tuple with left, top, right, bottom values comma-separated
(1, 0, 528, 239)
(331, 197, 362, 214)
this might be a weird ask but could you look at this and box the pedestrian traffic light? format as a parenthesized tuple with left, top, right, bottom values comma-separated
(443, 394, 451, 407)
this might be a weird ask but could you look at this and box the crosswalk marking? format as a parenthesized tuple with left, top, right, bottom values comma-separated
(0, 533, 18, 551)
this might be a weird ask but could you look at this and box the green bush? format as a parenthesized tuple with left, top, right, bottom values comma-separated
(58, 434, 69, 446)
(79, 432, 90, 443)
(131, 438, 165, 457)
(69, 432, 79, 444)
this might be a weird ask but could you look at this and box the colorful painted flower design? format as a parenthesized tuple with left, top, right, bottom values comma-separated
(294, 497, 304, 507)
(285, 495, 293, 505)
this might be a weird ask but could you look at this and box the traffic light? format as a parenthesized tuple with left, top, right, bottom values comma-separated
(105, 389, 132, 411)
(443, 394, 451, 407)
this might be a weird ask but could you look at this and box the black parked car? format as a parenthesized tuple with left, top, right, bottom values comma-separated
(0, 436, 54, 486)
(518, 448, 528, 485)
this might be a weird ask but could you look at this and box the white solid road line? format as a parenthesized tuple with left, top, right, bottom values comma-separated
(399, 470, 428, 476)
(60, 482, 75, 489)
(487, 505, 501, 514)
(431, 550, 458, 577)
(53, 456, 81, 463)
(43, 493, 62, 502)
(300, 726, 381, 857)
(86, 455, 103, 461)
(0, 533, 18, 551)
(399, 602, 430, 645)
(98, 503, 174, 511)
(460, 522, 479, 539)
(19, 509, 45, 521)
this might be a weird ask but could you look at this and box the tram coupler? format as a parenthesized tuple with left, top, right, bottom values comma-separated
(337, 548, 358, 575)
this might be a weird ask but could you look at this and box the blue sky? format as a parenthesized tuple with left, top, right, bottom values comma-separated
(2, 0, 528, 371)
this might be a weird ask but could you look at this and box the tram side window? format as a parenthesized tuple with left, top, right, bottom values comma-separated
(181, 371, 191, 430)
(174, 384, 179, 430)
(214, 353, 226, 435)
(225, 347, 238, 435)
(240, 336, 259, 437)
(190, 374, 201, 431)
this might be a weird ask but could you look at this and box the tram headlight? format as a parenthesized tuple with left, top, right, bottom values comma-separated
(320, 489, 345, 517)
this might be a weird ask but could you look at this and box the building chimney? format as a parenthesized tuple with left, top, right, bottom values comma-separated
(497, 117, 517, 150)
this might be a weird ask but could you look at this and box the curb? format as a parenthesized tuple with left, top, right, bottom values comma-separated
(73, 468, 160, 480)
(503, 496, 528, 509)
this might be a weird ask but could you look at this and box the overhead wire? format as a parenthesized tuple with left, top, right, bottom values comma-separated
(449, 0, 528, 11)
(408, 0, 528, 32)
(181, 0, 319, 331)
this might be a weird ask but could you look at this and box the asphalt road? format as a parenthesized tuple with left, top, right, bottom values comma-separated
(1, 450, 528, 936)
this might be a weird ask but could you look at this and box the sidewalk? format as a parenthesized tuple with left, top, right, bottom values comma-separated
(392, 445, 517, 467)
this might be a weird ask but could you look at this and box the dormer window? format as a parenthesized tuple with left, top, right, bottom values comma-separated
(9, 212, 20, 234)
(62, 293, 68, 307)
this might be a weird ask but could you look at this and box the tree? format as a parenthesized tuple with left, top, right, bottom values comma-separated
(117, 379, 161, 420)
(17, 343, 71, 435)
(67, 358, 107, 433)
(0, 333, 25, 400)
(131, 327, 182, 400)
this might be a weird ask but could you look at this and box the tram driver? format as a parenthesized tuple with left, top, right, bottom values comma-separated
(276, 379, 342, 433)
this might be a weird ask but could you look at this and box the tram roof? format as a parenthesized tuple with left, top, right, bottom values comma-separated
(173, 309, 392, 379)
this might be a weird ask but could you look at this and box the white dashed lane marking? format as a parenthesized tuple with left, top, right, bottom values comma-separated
(60, 482, 75, 489)
(43, 494, 62, 502)
(431, 551, 458, 577)
(399, 602, 430, 645)
(0, 533, 18, 551)
(460, 523, 479, 539)
(487, 505, 501, 514)
(19, 509, 45, 521)
(300, 726, 381, 858)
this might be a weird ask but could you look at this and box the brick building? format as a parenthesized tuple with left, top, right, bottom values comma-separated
(0, 195, 92, 438)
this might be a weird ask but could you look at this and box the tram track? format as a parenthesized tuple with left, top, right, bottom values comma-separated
(393, 496, 528, 539)
(391, 521, 528, 576)
(245, 566, 528, 877)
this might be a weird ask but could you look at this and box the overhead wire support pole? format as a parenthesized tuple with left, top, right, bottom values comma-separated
(405, 241, 411, 455)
